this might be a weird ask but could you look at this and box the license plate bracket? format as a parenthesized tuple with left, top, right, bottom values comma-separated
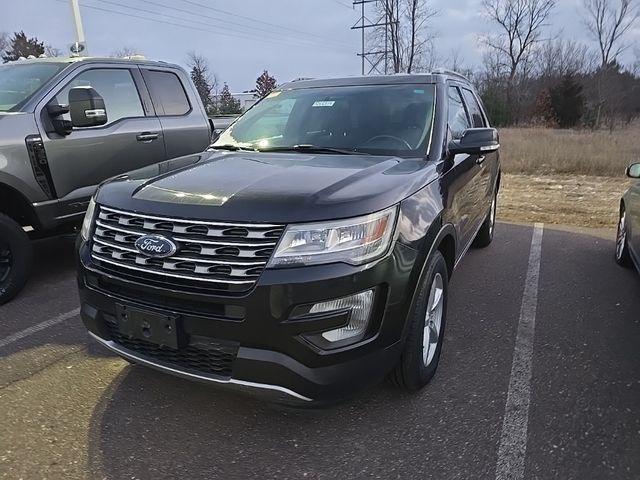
(115, 304, 182, 349)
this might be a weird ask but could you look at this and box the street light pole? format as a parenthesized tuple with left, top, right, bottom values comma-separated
(70, 0, 87, 55)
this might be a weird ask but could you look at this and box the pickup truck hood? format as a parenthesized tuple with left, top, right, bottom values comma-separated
(96, 151, 439, 223)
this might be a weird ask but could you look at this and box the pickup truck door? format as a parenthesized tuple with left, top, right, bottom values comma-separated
(445, 85, 485, 248)
(140, 67, 211, 159)
(36, 65, 166, 200)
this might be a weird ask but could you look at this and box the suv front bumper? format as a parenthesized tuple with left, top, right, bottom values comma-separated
(77, 239, 420, 404)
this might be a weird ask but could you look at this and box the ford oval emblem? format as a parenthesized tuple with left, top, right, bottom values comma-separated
(134, 234, 178, 258)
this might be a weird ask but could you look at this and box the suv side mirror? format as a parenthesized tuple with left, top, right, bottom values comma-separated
(448, 128, 499, 156)
(626, 162, 640, 179)
(69, 86, 108, 128)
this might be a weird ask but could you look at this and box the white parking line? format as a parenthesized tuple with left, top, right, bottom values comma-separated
(495, 223, 544, 480)
(0, 307, 80, 349)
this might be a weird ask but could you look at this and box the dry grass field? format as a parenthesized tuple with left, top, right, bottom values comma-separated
(495, 125, 639, 228)
(499, 126, 640, 177)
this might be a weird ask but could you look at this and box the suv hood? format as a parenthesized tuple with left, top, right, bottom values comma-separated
(96, 151, 439, 223)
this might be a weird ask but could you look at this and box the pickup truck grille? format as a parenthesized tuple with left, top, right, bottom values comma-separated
(90, 206, 284, 292)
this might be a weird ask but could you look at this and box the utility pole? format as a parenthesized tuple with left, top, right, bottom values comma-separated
(70, 0, 88, 56)
(351, 0, 395, 75)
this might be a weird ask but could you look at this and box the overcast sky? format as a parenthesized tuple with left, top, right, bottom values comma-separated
(4, 0, 639, 91)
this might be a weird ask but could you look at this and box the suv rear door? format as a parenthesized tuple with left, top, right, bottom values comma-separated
(36, 64, 166, 200)
(140, 67, 211, 159)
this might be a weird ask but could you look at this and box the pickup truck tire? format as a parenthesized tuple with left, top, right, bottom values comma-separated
(390, 251, 448, 391)
(0, 213, 33, 305)
(473, 192, 497, 248)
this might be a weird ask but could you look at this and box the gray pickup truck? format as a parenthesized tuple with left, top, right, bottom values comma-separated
(0, 56, 212, 304)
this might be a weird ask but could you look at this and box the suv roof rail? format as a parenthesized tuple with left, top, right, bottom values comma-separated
(290, 77, 314, 82)
(432, 68, 472, 83)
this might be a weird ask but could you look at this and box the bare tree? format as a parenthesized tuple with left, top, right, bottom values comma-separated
(536, 38, 591, 78)
(370, 0, 438, 74)
(44, 45, 62, 57)
(482, 0, 556, 121)
(583, 0, 638, 67)
(111, 46, 140, 58)
(0, 32, 9, 56)
(186, 52, 218, 113)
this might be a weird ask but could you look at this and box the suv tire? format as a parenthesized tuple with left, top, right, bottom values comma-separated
(0, 213, 33, 305)
(473, 191, 497, 248)
(391, 250, 449, 391)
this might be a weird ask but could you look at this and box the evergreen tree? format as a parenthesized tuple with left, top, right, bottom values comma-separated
(2, 31, 44, 62)
(191, 66, 213, 112)
(532, 90, 558, 127)
(218, 83, 242, 114)
(255, 70, 277, 99)
(550, 75, 585, 128)
(186, 52, 217, 114)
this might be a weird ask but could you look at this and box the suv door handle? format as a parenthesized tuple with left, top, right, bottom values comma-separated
(136, 132, 159, 142)
(476, 155, 486, 165)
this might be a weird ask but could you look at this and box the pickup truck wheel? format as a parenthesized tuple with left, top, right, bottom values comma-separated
(0, 213, 33, 305)
(472, 192, 497, 248)
(615, 206, 632, 267)
(390, 250, 448, 391)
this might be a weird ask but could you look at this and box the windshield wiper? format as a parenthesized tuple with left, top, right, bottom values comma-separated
(258, 144, 368, 155)
(209, 144, 257, 152)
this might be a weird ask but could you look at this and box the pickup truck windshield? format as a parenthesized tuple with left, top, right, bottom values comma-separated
(0, 62, 67, 112)
(213, 84, 435, 157)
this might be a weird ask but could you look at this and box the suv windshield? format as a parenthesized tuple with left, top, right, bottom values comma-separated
(213, 83, 435, 157)
(0, 62, 68, 112)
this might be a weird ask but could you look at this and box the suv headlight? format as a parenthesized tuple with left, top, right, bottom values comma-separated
(80, 197, 96, 242)
(268, 206, 398, 267)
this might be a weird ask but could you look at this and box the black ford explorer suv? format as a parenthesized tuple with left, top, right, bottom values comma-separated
(77, 72, 501, 404)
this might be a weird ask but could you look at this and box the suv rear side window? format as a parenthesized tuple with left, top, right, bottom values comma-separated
(144, 70, 190, 116)
(447, 86, 470, 139)
(461, 88, 486, 127)
(53, 68, 144, 125)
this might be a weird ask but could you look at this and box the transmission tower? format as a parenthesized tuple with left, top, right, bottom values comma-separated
(351, 0, 396, 75)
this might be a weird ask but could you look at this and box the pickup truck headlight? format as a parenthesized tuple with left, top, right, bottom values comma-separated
(268, 206, 398, 267)
(80, 197, 96, 242)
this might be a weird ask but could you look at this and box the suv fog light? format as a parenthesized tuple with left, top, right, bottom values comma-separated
(310, 290, 374, 343)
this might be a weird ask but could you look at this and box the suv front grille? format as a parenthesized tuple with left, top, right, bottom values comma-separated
(90, 206, 284, 292)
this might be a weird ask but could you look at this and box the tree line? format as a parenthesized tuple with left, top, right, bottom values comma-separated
(3, 0, 638, 128)
(369, 0, 639, 130)
(187, 52, 277, 115)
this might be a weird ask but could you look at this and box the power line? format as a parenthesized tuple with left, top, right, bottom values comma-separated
(99, 0, 346, 50)
(331, 0, 354, 9)
(54, 0, 349, 53)
(177, 0, 350, 48)
(136, 0, 351, 50)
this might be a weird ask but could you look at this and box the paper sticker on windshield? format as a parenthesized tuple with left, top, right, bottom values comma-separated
(312, 101, 335, 107)
(266, 91, 281, 98)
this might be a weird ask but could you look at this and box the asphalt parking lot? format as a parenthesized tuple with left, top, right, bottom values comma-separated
(1, 222, 639, 480)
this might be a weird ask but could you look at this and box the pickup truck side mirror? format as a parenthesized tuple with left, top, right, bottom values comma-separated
(626, 162, 640, 179)
(69, 86, 108, 128)
(46, 103, 73, 136)
(448, 127, 500, 156)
